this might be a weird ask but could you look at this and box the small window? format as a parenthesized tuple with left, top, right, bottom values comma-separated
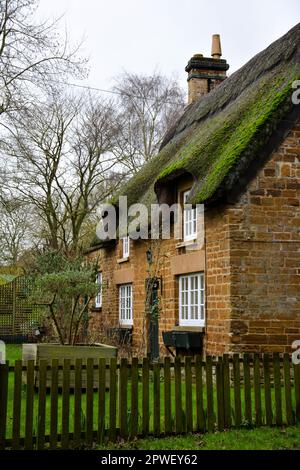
(179, 273, 205, 327)
(119, 284, 133, 326)
(183, 190, 197, 241)
(122, 236, 130, 258)
(95, 272, 102, 308)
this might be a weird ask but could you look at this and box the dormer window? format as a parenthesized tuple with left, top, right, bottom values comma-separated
(122, 236, 130, 258)
(183, 190, 197, 241)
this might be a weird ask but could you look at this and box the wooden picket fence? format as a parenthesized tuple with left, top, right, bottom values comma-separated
(0, 353, 300, 450)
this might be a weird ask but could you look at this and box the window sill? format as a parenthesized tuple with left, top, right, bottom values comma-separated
(119, 324, 133, 329)
(176, 239, 197, 249)
(117, 257, 130, 264)
(174, 326, 205, 333)
(91, 307, 102, 312)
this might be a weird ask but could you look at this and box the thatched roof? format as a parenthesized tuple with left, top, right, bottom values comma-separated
(90, 24, 300, 248)
(116, 23, 300, 204)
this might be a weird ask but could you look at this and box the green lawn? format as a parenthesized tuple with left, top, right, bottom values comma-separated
(4, 345, 300, 450)
(97, 427, 300, 450)
(6, 344, 22, 363)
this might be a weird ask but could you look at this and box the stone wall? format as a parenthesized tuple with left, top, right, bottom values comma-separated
(228, 122, 300, 353)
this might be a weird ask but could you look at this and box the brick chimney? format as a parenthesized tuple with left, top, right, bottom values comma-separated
(185, 35, 229, 104)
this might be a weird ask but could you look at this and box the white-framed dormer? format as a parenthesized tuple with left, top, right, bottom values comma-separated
(183, 190, 197, 242)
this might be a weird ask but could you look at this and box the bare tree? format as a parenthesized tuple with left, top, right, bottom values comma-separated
(2, 92, 121, 255)
(55, 95, 122, 252)
(0, 198, 33, 264)
(0, 0, 86, 119)
(113, 71, 185, 173)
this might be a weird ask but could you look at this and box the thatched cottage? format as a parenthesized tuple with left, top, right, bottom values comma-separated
(86, 24, 300, 358)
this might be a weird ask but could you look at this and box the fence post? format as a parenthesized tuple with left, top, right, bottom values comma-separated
(233, 354, 242, 427)
(119, 358, 128, 439)
(283, 353, 294, 426)
(86, 358, 94, 446)
(61, 359, 71, 449)
(263, 353, 273, 426)
(195, 355, 205, 432)
(253, 353, 262, 426)
(153, 362, 161, 437)
(130, 357, 139, 439)
(97, 358, 106, 444)
(0, 362, 9, 450)
(12, 360, 22, 450)
(142, 357, 150, 436)
(74, 358, 82, 447)
(24, 360, 35, 450)
(216, 357, 225, 431)
(109, 357, 117, 442)
(223, 354, 231, 428)
(174, 357, 183, 434)
(206, 356, 215, 432)
(49, 359, 59, 449)
(164, 357, 172, 435)
(273, 353, 283, 426)
(185, 357, 193, 433)
(37, 360, 47, 450)
(293, 361, 300, 423)
(243, 354, 252, 425)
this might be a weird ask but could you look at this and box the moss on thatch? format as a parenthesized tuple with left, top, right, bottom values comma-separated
(158, 67, 299, 203)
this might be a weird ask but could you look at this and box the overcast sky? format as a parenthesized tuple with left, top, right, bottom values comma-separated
(38, 0, 299, 94)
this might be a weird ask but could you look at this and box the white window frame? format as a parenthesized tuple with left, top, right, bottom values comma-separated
(95, 272, 102, 308)
(122, 236, 130, 258)
(183, 190, 197, 242)
(179, 273, 205, 327)
(119, 284, 133, 326)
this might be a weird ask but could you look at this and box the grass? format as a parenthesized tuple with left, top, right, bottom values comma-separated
(97, 427, 300, 450)
(4, 345, 300, 450)
(6, 344, 22, 363)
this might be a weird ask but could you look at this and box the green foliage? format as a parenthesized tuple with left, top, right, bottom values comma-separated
(32, 251, 99, 345)
(37, 270, 98, 301)
(33, 251, 83, 275)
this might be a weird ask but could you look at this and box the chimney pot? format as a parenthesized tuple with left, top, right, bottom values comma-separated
(211, 34, 222, 59)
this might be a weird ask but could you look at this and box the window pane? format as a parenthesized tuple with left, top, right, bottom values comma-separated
(179, 273, 205, 326)
(119, 284, 132, 324)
